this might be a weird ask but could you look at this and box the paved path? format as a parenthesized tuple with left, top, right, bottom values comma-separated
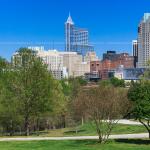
(0, 133, 148, 141)
(116, 119, 142, 125)
(103, 119, 142, 125)
(104, 119, 142, 125)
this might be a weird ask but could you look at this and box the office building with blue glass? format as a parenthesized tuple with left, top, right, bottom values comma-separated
(65, 14, 94, 56)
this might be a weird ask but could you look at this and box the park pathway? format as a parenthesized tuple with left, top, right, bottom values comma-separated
(0, 133, 148, 141)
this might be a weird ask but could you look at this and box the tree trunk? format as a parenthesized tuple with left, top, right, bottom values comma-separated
(10, 120, 14, 136)
(36, 118, 39, 132)
(139, 119, 150, 139)
(19, 127, 22, 135)
(62, 114, 66, 128)
(98, 135, 103, 143)
(81, 117, 84, 126)
(25, 116, 30, 136)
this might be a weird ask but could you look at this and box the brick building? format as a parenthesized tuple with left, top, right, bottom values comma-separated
(90, 52, 134, 80)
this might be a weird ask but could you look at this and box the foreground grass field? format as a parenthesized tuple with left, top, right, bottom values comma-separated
(0, 140, 149, 150)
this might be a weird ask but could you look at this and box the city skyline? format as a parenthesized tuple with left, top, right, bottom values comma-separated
(0, 0, 150, 60)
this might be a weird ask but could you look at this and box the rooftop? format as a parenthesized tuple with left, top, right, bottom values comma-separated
(143, 13, 150, 22)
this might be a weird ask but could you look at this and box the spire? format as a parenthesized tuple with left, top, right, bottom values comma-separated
(66, 12, 74, 24)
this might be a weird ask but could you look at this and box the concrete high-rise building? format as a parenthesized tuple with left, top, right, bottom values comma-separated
(65, 13, 94, 56)
(35, 49, 65, 79)
(132, 40, 138, 68)
(138, 13, 150, 68)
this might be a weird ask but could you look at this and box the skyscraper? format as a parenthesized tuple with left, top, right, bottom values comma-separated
(132, 40, 138, 68)
(138, 13, 150, 68)
(65, 13, 94, 56)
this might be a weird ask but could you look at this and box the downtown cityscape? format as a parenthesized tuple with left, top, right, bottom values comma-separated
(12, 13, 149, 81)
(0, 0, 150, 150)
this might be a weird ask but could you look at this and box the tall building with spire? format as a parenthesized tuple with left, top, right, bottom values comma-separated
(65, 13, 94, 56)
(138, 13, 150, 68)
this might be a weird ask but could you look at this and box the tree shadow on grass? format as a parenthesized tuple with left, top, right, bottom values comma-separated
(64, 140, 99, 148)
(64, 130, 86, 135)
(72, 140, 99, 146)
(115, 139, 150, 145)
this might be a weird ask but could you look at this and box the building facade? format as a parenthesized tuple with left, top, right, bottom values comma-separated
(65, 13, 94, 56)
(103, 51, 117, 61)
(36, 49, 65, 79)
(114, 66, 145, 82)
(132, 40, 138, 68)
(90, 61, 101, 79)
(60, 52, 90, 77)
(138, 13, 150, 68)
(84, 51, 99, 62)
(90, 61, 101, 73)
(90, 52, 134, 80)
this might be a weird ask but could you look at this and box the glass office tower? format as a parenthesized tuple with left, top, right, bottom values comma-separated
(65, 13, 94, 56)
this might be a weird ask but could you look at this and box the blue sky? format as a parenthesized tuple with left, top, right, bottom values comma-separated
(0, 0, 150, 60)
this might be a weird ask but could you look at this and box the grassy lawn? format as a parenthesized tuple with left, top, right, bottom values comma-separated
(0, 140, 149, 150)
(39, 122, 147, 137)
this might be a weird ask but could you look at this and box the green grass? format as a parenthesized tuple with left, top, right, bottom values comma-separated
(43, 122, 147, 137)
(64, 122, 147, 136)
(0, 140, 149, 150)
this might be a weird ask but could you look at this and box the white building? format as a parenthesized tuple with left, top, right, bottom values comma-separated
(138, 13, 150, 68)
(35, 49, 65, 79)
(84, 51, 99, 62)
(13, 47, 90, 79)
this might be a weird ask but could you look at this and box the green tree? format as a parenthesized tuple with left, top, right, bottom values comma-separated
(110, 77, 125, 87)
(0, 57, 8, 69)
(13, 48, 63, 135)
(0, 52, 67, 135)
(128, 82, 150, 139)
(74, 85, 130, 143)
(0, 57, 22, 136)
(99, 77, 125, 88)
(60, 79, 72, 97)
(60, 77, 87, 127)
(99, 80, 111, 87)
(75, 76, 87, 86)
